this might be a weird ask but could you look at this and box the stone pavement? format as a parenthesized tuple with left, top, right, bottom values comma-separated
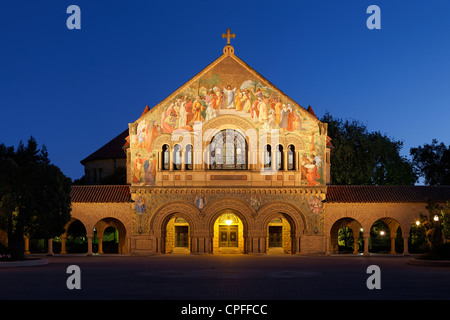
(0, 253, 449, 301)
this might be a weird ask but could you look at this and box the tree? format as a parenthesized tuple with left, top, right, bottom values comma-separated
(420, 200, 450, 246)
(418, 200, 450, 260)
(322, 112, 417, 185)
(0, 137, 72, 260)
(410, 139, 450, 185)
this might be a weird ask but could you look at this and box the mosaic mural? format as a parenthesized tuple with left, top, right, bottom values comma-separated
(129, 66, 327, 187)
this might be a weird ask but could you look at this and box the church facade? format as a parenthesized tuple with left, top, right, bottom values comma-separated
(64, 30, 449, 257)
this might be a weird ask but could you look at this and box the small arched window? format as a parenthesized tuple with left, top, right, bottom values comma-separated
(264, 145, 272, 169)
(173, 144, 181, 170)
(185, 144, 193, 170)
(288, 144, 295, 170)
(276, 145, 283, 171)
(162, 144, 170, 170)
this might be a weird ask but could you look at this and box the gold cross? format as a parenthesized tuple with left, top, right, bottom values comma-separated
(222, 28, 236, 45)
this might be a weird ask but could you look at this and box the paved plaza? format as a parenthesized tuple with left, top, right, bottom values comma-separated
(0, 254, 449, 301)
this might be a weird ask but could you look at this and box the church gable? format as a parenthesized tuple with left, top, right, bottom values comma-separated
(128, 36, 327, 187)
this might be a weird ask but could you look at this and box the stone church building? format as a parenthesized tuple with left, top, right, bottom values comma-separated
(61, 30, 449, 257)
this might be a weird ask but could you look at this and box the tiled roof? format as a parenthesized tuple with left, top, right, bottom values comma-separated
(327, 185, 450, 203)
(70, 185, 131, 203)
(69, 185, 450, 204)
(80, 129, 128, 164)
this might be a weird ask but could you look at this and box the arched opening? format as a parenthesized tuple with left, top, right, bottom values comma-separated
(64, 219, 87, 254)
(94, 218, 127, 254)
(369, 218, 403, 254)
(101, 226, 119, 253)
(266, 216, 293, 254)
(213, 212, 244, 254)
(165, 216, 191, 254)
(264, 144, 271, 169)
(330, 218, 363, 254)
(162, 144, 170, 170)
(276, 145, 283, 171)
(173, 144, 181, 170)
(185, 144, 193, 170)
(287, 144, 295, 170)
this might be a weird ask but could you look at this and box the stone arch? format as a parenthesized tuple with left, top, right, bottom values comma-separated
(203, 197, 256, 231)
(329, 217, 363, 254)
(94, 217, 128, 254)
(149, 201, 201, 254)
(60, 218, 88, 254)
(255, 202, 306, 254)
(202, 114, 257, 136)
(256, 202, 306, 233)
(285, 134, 305, 150)
(152, 133, 175, 150)
(150, 201, 201, 234)
(202, 197, 256, 254)
(368, 216, 404, 254)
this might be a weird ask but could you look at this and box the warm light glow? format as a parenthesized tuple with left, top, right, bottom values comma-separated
(416, 221, 420, 226)
(225, 219, 233, 226)
(360, 228, 363, 232)
(380, 231, 385, 236)
(434, 215, 439, 222)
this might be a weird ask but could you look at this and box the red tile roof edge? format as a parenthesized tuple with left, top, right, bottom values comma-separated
(70, 185, 131, 203)
(70, 185, 450, 204)
(326, 185, 450, 203)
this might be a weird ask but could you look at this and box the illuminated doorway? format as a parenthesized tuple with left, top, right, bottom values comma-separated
(213, 212, 244, 253)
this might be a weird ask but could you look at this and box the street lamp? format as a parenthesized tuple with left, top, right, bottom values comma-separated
(434, 215, 439, 222)
(379, 230, 385, 236)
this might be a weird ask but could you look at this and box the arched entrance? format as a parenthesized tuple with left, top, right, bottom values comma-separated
(330, 218, 363, 254)
(94, 218, 127, 254)
(165, 216, 191, 254)
(266, 216, 293, 254)
(213, 211, 244, 254)
(256, 203, 305, 254)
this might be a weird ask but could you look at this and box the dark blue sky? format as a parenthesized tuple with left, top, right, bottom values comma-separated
(1, 0, 449, 181)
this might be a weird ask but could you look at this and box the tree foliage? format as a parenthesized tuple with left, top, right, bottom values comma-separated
(410, 139, 450, 186)
(322, 112, 417, 185)
(418, 200, 450, 260)
(0, 137, 72, 259)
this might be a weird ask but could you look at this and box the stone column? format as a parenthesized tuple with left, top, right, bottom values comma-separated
(87, 236, 93, 256)
(259, 237, 266, 254)
(191, 236, 198, 254)
(98, 237, 103, 254)
(363, 235, 370, 256)
(181, 150, 185, 171)
(283, 150, 288, 172)
(353, 237, 359, 254)
(390, 236, 396, 254)
(169, 149, 174, 171)
(61, 235, 67, 254)
(24, 236, 30, 254)
(47, 239, 54, 256)
(403, 235, 409, 256)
